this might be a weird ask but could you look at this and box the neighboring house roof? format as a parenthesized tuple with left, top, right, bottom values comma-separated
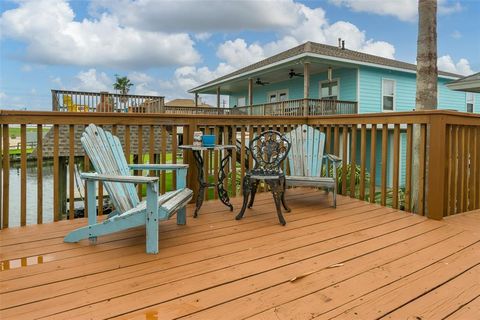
(446, 72, 480, 93)
(190, 41, 462, 93)
(165, 98, 212, 108)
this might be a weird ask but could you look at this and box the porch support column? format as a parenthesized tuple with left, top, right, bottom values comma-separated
(216, 86, 221, 114)
(194, 93, 199, 107)
(248, 78, 253, 115)
(303, 62, 310, 116)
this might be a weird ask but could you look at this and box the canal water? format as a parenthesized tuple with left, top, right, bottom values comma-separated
(6, 161, 84, 227)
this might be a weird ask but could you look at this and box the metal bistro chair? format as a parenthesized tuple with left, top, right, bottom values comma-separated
(236, 130, 291, 225)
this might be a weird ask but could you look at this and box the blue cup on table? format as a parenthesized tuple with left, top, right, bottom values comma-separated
(202, 135, 215, 147)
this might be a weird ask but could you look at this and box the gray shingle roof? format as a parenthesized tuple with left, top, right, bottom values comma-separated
(190, 41, 462, 92)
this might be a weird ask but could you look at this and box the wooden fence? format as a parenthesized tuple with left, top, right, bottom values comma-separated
(0, 110, 478, 228)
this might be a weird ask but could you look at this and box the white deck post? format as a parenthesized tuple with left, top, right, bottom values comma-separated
(303, 62, 310, 116)
(248, 78, 253, 115)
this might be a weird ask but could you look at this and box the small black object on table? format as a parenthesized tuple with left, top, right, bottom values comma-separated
(236, 130, 291, 225)
(179, 144, 236, 217)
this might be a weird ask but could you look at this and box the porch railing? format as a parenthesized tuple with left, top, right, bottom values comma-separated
(164, 106, 231, 115)
(232, 99, 357, 116)
(1, 110, 478, 228)
(52, 89, 165, 113)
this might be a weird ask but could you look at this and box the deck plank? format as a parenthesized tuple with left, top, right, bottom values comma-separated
(1, 189, 479, 320)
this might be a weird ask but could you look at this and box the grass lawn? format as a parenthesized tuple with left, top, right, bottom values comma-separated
(9, 148, 34, 155)
(8, 126, 50, 138)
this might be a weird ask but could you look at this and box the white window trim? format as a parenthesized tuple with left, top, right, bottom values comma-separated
(319, 78, 341, 99)
(237, 96, 246, 107)
(381, 78, 396, 112)
(466, 92, 475, 113)
(266, 89, 289, 102)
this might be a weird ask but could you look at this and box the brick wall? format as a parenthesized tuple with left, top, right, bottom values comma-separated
(30, 125, 174, 158)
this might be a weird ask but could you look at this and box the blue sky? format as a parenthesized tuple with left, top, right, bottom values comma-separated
(0, 0, 478, 110)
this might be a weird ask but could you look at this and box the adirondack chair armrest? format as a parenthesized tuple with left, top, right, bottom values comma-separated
(80, 172, 159, 184)
(324, 153, 342, 164)
(128, 164, 189, 171)
(323, 154, 342, 179)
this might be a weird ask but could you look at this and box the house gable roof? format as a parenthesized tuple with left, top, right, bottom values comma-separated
(190, 41, 462, 93)
(446, 72, 480, 93)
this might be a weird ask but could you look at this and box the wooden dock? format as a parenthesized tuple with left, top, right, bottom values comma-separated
(1, 188, 479, 319)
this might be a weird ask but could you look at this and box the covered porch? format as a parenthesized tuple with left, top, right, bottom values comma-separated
(190, 45, 359, 116)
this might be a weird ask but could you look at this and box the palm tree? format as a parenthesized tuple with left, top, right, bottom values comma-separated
(415, 0, 437, 110)
(113, 75, 134, 95)
(412, 0, 437, 214)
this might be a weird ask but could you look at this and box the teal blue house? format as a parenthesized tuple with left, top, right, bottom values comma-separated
(190, 42, 479, 189)
(190, 41, 478, 114)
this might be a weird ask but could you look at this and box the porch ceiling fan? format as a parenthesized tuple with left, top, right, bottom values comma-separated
(255, 78, 269, 86)
(289, 69, 304, 78)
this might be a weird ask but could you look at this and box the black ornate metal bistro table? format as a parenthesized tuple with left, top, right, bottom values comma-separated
(179, 144, 236, 217)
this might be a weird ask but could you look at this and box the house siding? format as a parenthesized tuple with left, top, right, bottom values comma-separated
(358, 66, 476, 113)
(438, 78, 469, 111)
(360, 67, 417, 113)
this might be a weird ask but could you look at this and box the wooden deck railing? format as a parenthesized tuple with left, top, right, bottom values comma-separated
(0, 110, 478, 228)
(164, 106, 231, 115)
(52, 89, 165, 113)
(232, 99, 357, 116)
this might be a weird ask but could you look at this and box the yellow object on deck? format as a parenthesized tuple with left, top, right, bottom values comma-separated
(63, 95, 89, 112)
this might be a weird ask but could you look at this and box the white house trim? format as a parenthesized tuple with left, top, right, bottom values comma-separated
(381, 78, 396, 112)
(319, 78, 340, 99)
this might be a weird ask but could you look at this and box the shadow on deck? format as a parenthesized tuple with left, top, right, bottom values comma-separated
(1, 188, 479, 319)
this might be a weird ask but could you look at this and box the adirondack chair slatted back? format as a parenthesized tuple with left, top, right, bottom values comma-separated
(81, 124, 140, 213)
(285, 124, 325, 177)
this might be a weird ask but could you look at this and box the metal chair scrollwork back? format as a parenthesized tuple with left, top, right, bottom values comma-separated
(236, 130, 292, 225)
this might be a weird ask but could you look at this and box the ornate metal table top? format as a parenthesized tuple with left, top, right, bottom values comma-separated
(179, 145, 237, 151)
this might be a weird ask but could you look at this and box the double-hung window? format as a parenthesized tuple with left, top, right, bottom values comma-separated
(237, 97, 246, 107)
(267, 89, 288, 102)
(320, 80, 339, 100)
(382, 79, 395, 111)
(466, 92, 474, 113)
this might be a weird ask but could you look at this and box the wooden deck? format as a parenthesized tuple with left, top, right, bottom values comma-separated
(1, 188, 479, 320)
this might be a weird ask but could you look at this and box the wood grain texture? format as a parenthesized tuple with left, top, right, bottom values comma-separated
(392, 124, 400, 209)
(2, 125, 9, 228)
(369, 125, 377, 203)
(37, 125, 43, 224)
(1, 190, 478, 320)
(69, 125, 75, 220)
(381, 124, 388, 206)
(53, 125, 60, 221)
(20, 124, 27, 226)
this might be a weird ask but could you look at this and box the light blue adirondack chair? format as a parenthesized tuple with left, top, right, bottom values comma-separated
(64, 124, 193, 254)
(284, 124, 342, 207)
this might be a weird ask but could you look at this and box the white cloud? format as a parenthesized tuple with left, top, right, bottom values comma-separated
(90, 0, 300, 32)
(50, 76, 64, 88)
(74, 69, 112, 92)
(174, 63, 235, 92)
(214, 4, 396, 70)
(217, 39, 266, 69)
(194, 33, 212, 41)
(451, 30, 462, 39)
(438, 55, 474, 76)
(21, 65, 32, 72)
(330, 0, 462, 22)
(126, 72, 160, 96)
(0, 0, 200, 69)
